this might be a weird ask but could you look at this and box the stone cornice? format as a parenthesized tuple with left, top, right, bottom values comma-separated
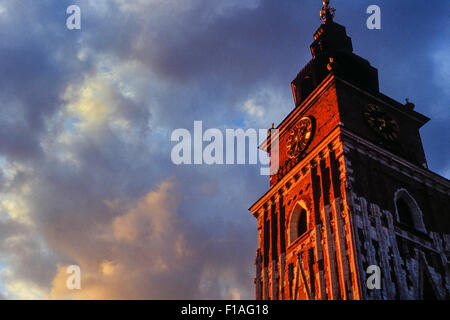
(249, 124, 343, 217)
(249, 125, 450, 218)
(341, 128, 450, 195)
(336, 77, 430, 126)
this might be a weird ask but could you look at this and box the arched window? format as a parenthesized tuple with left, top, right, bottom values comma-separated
(297, 209, 307, 237)
(289, 203, 308, 243)
(394, 189, 426, 233)
(397, 197, 414, 227)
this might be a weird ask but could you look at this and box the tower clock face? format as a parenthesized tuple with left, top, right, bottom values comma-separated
(364, 104, 399, 142)
(287, 117, 314, 159)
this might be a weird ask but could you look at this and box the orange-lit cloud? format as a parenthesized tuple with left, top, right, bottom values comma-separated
(0, 0, 448, 301)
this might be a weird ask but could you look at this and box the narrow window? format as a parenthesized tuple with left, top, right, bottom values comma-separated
(297, 209, 307, 237)
(396, 197, 414, 227)
(290, 204, 308, 243)
(300, 76, 314, 101)
(394, 189, 426, 233)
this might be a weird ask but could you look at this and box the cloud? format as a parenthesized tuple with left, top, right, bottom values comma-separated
(48, 178, 182, 299)
(112, 180, 177, 243)
(44, 178, 253, 299)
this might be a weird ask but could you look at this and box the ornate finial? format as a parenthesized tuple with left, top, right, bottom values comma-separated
(320, 0, 336, 23)
(327, 57, 338, 71)
(405, 98, 415, 110)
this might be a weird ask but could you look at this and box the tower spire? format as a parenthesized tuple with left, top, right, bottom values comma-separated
(319, 0, 336, 24)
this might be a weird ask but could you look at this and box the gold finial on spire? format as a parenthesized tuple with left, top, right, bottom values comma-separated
(320, 0, 336, 23)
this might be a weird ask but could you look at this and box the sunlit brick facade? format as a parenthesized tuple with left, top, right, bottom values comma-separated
(250, 6, 450, 300)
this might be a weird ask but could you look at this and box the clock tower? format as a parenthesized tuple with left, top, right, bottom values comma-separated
(250, 1, 450, 300)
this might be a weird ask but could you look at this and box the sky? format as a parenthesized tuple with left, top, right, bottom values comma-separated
(0, 0, 448, 299)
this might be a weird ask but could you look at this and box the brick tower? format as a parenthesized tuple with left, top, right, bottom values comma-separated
(250, 1, 450, 300)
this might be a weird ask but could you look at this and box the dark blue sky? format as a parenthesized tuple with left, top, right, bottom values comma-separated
(0, 0, 448, 299)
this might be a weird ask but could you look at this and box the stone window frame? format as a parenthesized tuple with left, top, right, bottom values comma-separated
(393, 188, 427, 233)
(288, 201, 310, 244)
